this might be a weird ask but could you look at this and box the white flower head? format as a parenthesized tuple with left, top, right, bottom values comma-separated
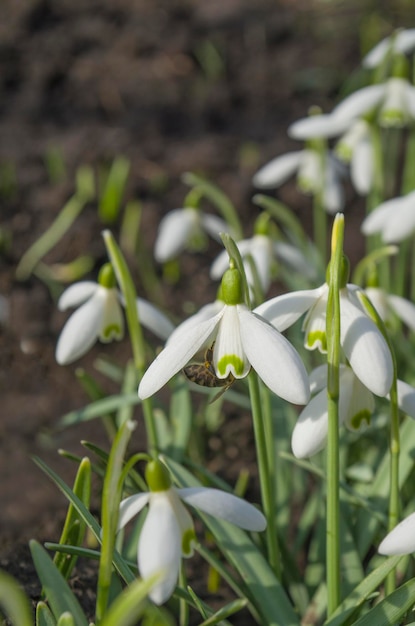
(118, 459, 266, 605)
(365, 287, 415, 333)
(363, 29, 415, 69)
(154, 207, 229, 263)
(56, 263, 174, 365)
(379, 511, 415, 555)
(138, 266, 310, 405)
(253, 149, 345, 214)
(361, 190, 415, 243)
(255, 275, 394, 397)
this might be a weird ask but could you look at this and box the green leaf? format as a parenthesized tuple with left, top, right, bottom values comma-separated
(170, 375, 192, 461)
(56, 613, 75, 626)
(54, 457, 91, 579)
(29, 540, 88, 626)
(59, 393, 140, 428)
(352, 577, 415, 626)
(99, 156, 130, 224)
(198, 598, 248, 626)
(36, 601, 57, 626)
(99, 574, 156, 626)
(0, 570, 33, 626)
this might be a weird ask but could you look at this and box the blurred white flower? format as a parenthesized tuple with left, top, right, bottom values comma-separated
(253, 149, 345, 214)
(118, 459, 266, 605)
(139, 268, 310, 404)
(363, 29, 415, 68)
(365, 287, 415, 332)
(379, 511, 415, 555)
(154, 207, 229, 262)
(255, 282, 393, 397)
(361, 190, 415, 243)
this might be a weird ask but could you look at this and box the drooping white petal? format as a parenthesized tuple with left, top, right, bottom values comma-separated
(213, 305, 250, 378)
(309, 364, 328, 394)
(154, 208, 199, 263)
(238, 307, 310, 404)
(136, 297, 175, 340)
(323, 158, 345, 213)
(297, 150, 320, 193)
(118, 492, 150, 531)
(253, 151, 304, 188)
(138, 492, 182, 605)
(404, 83, 415, 119)
(331, 84, 386, 122)
(362, 37, 393, 68)
(166, 301, 224, 346)
(396, 29, 415, 56)
(274, 241, 316, 280)
(288, 114, 351, 140)
(248, 236, 273, 292)
(380, 78, 411, 126)
(396, 379, 415, 418)
(167, 490, 195, 557)
(138, 308, 224, 399)
(380, 193, 415, 243)
(387, 294, 415, 331)
(340, 367, 375, 432)
(378, 511, 415, 555)
(291, 387, 328, 458)
(58, 281, 98, 311)
(364, 287, 390, 322)
(360, 196, 401, 238)
(351, 137, 373, 195)
(179, 487, 266, 531)
(56, 290, 105, 365)
(303, 288, 329, 352)
(200, 213, 230, 241)
(340, 293, 393, 396)
(254, 287, 323, 332)
(99, 288, 124, 342)
(210, 241, 252, 282)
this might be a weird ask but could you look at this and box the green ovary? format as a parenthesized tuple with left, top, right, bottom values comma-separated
(350, 410, 371, 430)
(217, 354, 245, 377)
(102, 323, 122, 340)
(182, 528, 196, 557)
(306, 330, 327, 352)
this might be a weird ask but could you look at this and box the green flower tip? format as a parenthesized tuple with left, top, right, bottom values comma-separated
(308, 104, 322, 116)
(98, 262, 117, 288)
(182, 528, 197, 557)
(254, 212, 270, 236)
(221, 267, 243, 305)
(325, 254, 350, 289)
(217, 354, 245, 377)
(350, 410, 371, 431)
(145, 459, 172, 492)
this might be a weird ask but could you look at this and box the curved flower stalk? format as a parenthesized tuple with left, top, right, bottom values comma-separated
(118, 459, 266, 605)
(363, 28, 415, 69)
(365, 286, 415, 332)
(154, 207, 230, 263)
(253, 148, 345, 214)
(255, 278, 393, 397)
(56, 263, 174, 365)
(138, 267, 310, 404)
(361, 190, 415, 243)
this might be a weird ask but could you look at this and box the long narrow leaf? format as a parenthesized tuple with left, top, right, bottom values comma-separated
(352, 577, 415, 626)
(0, 570, 33, 626)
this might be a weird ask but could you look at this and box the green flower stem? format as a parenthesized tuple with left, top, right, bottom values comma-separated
(103, 230, 158, 455)
(248, 371, 281, 580)
(385, 378, 400, 595)
(312, 148, 327, 265)
(326, 214, 344, 616)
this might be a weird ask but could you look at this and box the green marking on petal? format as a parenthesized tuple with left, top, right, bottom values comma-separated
(306, 330, 327, 352)
(380, 109, 406, 127)
(335, 142, 352, 163)
(217, 354, 245, 377)
(182, 528, 196, 557)
(350, 410, 372, 431)
(102, 323, 122, 340)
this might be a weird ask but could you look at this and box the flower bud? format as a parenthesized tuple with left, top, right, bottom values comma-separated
(145, 459, 172, 492)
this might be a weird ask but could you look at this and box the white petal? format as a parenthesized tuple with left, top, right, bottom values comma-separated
(200, 213, 230, 241)
(351, 137, 373, 195)
(99, 288, 124, 342)
(396, 379, 415, 418)
(378, 511, 415, 555)
(138, 308, 223, 399)
(323, 161, 345, 214)
(136, 297, 175, 340)
(118, 492, 150, 530)
(238, 307, 310, 404)
(332, 84, 386, 122)
(166, 301, 224, 346)
(396, 29, 415, 55)
(364, 287, 390, 322)
(362, 37, 391, 68)
(55, 291, 104, 365)
(210, 244, 251, 281)
(291, 388, 328, 458)
(213, 306, 250, 378)
(58, 281, 98, 311)
(303, 288, 329, 352)
(340, 293, 393, 396)
(249, 236, 273, 292)
(274, 241, 317, 280)
(289, 114, 351, 140)
(309, 364, 328, 394)
(387, 294, 415, 331)
(138, 493, 182, 605)
(381, 193, 415, 243)
(179, 487, 266, 531)
(154, 208, 199, 262)
(340, 367, 375, 432)
(254, 287, 322, 332)
(253, 152, 304, 189)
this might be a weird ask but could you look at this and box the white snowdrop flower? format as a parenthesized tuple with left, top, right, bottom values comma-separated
(56, 264, 174, 365)
(118, 459, 266, 605)
(138, 267, 310, 405)
(361, 190, 415, 243)
(154, 207, 229, 263)
(363, 28, 415, 69)
(379, 511, 415, 555)
(255, 271, 394, 397)
(292, 364, 375, 458)
(365, 287, 415, 332)
(335, 119, 374, 195)
(253, 149, 345, 214)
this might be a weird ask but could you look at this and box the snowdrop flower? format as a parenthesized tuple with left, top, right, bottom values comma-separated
(56, 263, 174, 365)
(118, 458, 266, 604)
(138, 266, 310, 404)
(253, 148, 345, 214)
(154, 207, 229, 263)
(361, 190, 415, 243)
(365, 286, 415, 332)
(379, 512, 415, 555)
(363, 28, 415, 69)
(255, 263, 394, 397)
(292, 364, 375, 458)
